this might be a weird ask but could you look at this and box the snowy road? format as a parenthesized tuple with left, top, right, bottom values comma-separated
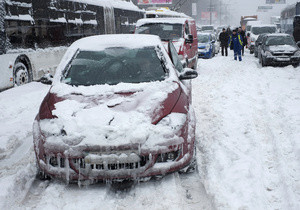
(0, 51, 299, 209)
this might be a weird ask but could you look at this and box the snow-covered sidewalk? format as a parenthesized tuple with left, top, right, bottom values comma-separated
(193, 51, 300, 209)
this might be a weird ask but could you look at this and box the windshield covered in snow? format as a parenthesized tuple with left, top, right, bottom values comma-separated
(251, 26, 276, 35)
(62, 47, 166, 86)
(135, 23, 182, 41)
(197, 34, 210, 43)
(265, 36, 295, 46)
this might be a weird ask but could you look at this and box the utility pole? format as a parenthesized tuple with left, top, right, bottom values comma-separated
(210, 0, 212, 25)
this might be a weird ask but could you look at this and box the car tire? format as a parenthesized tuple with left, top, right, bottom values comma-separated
(14, 62, 31, 86)
(292, 63, 299, 68)
(250, 50, 254, 54)
(261, 56, 266, 67)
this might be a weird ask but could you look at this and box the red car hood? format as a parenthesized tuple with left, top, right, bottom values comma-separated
(38, 81, 185, 150)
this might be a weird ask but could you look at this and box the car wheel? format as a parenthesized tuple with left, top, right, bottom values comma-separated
(250, 50, 254, 54)
(292, 63, 299, 68)
(14, 62, 31, 86)
(261, 56, 266, 67)
(36, 164, 51, 180)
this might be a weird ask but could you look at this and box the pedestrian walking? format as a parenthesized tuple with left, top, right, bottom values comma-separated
(238, 27, 246, 56)
(229, 29, 243, 61)
(219, 28, 229, 56)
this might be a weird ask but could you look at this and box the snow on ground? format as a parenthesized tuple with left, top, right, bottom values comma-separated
(194, 50, 300, 209)
(0, 50, 299, 209)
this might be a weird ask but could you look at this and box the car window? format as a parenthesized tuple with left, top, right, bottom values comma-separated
(62, 47, 167, 86)
(251, 26, 276, 35)
(197, 34, 209, 43)
(168, 41, 184, 73)
(265, 36, 295, 46)
(185, 23, 190, 35)
(136, 23, 183, 41)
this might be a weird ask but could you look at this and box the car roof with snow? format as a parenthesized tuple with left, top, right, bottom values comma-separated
(65, 34, 163, 51)
(265, 33, 291, 37)
(251, 24, 277, 28)
(197, 32, 211, 36)
(136, 18, 189, 27)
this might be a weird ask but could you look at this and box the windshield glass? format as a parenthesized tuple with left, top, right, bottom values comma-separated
(265, 36, 295, 46)
(251, 26, 276, 35)
(197, 34, 210, 43)
(201, 26, 214, 31)
(62, 47, 166, 86)
(135, 23, 182, 41)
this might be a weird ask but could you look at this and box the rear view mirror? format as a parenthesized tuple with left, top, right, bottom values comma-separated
(186, 34, 193, 43)
(179, 68, 198, 80)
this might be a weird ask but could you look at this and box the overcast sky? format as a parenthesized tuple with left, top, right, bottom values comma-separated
(222, 0, 299, 25)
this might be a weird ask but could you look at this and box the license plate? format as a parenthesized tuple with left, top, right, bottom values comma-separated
(277, 57, 290, 61)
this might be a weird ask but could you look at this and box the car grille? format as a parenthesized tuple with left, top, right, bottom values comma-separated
(47, 154, 149, 171)
(273, 53, 293, 56)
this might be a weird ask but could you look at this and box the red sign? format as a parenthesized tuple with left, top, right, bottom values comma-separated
(138, 0, 172, 4)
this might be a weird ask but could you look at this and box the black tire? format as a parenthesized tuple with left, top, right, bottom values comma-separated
(14, 62, 31, 86)
(261, 56, 266, 67)
(250, 50, 254, 54)
(292, 63, 299, 68)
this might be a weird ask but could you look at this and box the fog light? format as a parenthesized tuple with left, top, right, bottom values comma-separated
(156, 150, 180, 163)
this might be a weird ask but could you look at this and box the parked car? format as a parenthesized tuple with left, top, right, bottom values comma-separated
(249, 25, 277, 54)
(33, 34, 198, 181)
(254, 33, 268, 57)
(258, 34, 300, 67)
(200, 25, 215, 33)
(197, 32, 215, 59)
(135, 18, 198, 69)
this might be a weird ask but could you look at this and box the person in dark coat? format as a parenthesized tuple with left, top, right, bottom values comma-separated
(229, 29, 243, 61)
(238, 27, 246, 56)
(219, 28, 229, 56)
(293, 26, 300, 43)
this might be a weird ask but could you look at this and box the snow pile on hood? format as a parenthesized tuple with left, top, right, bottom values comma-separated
(40, 81, 185, 151)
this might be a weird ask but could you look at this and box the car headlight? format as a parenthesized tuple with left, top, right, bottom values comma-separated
(265, 51, 272, 56)
(205, 44, 210, 50)
(294, 51, 300, 56)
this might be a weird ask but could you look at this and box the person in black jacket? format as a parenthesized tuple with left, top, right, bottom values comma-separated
(219, 28, 229, 56)
(238, 27, 246, 56)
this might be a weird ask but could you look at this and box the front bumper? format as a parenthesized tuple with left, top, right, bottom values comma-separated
(198, 49, 211, 58)
(265, 55, 300, 66)
(36, 146, 194, 181)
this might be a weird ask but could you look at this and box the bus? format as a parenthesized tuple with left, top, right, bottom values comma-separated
(0, 0, 144, 90)
(280, 2, 300, 34)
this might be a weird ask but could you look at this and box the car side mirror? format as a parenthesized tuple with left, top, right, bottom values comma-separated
(179, 68, 198, 80)
(40, 73, 53, 85)
(186, 34, 193, 43)
(297, 41, 300, 48)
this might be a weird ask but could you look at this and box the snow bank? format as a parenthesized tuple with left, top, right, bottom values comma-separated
(194, 51, 300, 209)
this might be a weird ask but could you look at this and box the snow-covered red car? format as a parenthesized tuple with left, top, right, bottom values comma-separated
(33, 34, 198, 182)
